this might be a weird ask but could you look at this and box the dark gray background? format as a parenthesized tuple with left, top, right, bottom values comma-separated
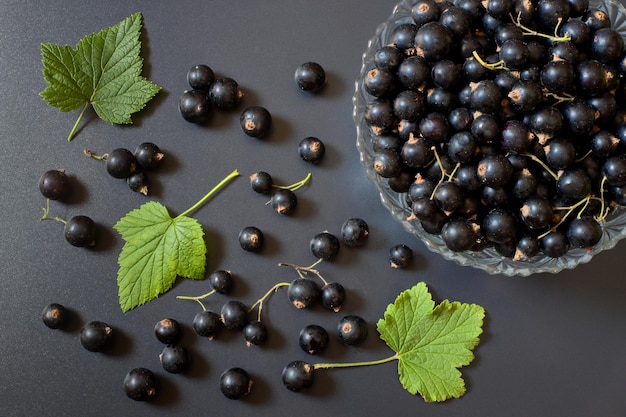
(2, 1, 626, 416)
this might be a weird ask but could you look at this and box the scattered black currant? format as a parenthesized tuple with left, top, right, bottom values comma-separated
(242, 320, 268, 346)
(298, 137, 326, 164)
(238, 226, 265, 252)
(299, 324, 329, 355)
(282, 360, 315, 392)
(340, 217, 370, 247)
(337, 315, 368, 346)
(310, 231, 340, 261)
(220, 300, 249, 331)
(320, 282, 346, 312)
(192, 310, 222, 339)
(240, 105, 272, 138)
(287, 277, 320, 309)
(209, 77, 243, 109)
(154, 318, 182, 345)
(39, 169, 70, 201)
(123, 367, 157, 401)
(64, 215, 98, 247)
(127, 171, 149, 195)
(220, 367, 252, 400)
(105, 148, 137, 179)
(134, 142, 164, 170)
(187, 64, 215, 91)
(41, 303, 67, 329)
(389, 244, 413, 268)
(79, 320, 113, 352)
(294, 62, 326, 93)
(269, 188, 298, 215)
(209, 269, 234, 294)
(249, 171, 273, 194)
(159, 345, 190, 374)
(179, 89, 211, 124)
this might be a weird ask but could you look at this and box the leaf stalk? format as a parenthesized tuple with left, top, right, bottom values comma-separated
(177, 169, 240, 218)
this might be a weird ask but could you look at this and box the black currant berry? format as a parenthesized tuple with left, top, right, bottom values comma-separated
(250, 171, 273, 194)
(337, 315, 368, 346)
(209, 269, 234, 294)
(220, 367, 252, 400)
(567, 216, 602, 248)
(220, 300, 249, 331)
(238, 226, 265, 252)
(123, 367, 157, 401)
(134, 142, 164, 170)
(187, 64, 215, 91)
(540, 230, 570, 258)
(240, 105, 272, 138)
(127, 171, 149, 195)
(193, 310, 222, 339)
(159, 345, 190, 374)
(310, 231, 340, 261)
(282, 360, 315, 392)
(294, 62, 326, 93)
(340, 217, 369, 247)
(79, 320, 113, 352)
(389, 244, 413, 268)
(441, 218, 478, 252)
(179, 89, 211, 124)
(64, 215, 97, 247)
(39, 169, 71, 201)
(299, 324, 329, 355)
(154, 318, 181, 345)
(298, 137, 326, 164)
(270, 188, 298, 215)
(243, 320, 268, 346)
(106, 148, 137, 179)
(320, 282, 346, 312)
(287, 278, 320, 309)
(209, 78, 243, 109)
(41, 303, 67, 329)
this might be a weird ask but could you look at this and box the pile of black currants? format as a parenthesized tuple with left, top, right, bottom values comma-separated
(361, 0, 626, 260)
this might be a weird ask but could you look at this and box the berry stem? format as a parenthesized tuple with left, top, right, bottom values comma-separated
(313, 353, 399, 370)
(83, 148, 108, 161)
(522, 152, 558, 180)
(177, 169, 240, 218)
(273, 172, 312, 192)
(471, 51, 508, 71)
(40, 198, 67, 224)
(68, 101, 91, 141)
(277, 259, 328, 285)
(248, 282, 290, 321)
(176, 289, 217, 311)
(510, 13, 570, 42)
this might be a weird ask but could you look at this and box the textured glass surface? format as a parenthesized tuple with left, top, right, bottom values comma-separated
(354, 0, 626, 276)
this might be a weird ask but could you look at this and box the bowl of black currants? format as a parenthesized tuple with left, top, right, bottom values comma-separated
(354, 0, 626, 276)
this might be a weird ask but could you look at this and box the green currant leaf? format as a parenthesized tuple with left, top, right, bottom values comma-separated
(376, 282, 485, 402)
(114, 201, 206, 313)
(40, 12, 161, 140)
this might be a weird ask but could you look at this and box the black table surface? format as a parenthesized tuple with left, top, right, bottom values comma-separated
(2, 1, 626, 416)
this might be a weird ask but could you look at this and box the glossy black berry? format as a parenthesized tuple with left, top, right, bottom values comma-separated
(299, 324, 329, 355)
(134, 142, 164, 170)
(298, 137, 326, 164)
(220, 367, 252, 400)
(64, 215, 97, 247)
(249, 171, 273, 194)
(243, 320, 268, 346)
(187, 64, 215, 91)
(415, 22, 453, 61)
(373, 149, 403, 178)
(193, 310, 222, 339)
(42, 303, 67, 329)
(337, 315, 368, 346)
(540, 230, 570, 258)
(240, 105, 272, 138)
(340, 217, 369, 247)
(364, 68, 397, 98)
(123, 368, 157, 401)
(209, 78, 243, 109)
(238, 226, 264, 252)
(39, 169, 70, 201)
(295, 62, 326, 93)
(220, 300, 248, 331)
(389, 244, 413, 268)
(159, 345, 190, 374)
(106, 148, 136, 179)
(154, 318, 181, 345)
(441, 218, 478, 252)
(209, 269, 234, 294)
(320, 282, 346, 312)
(566, 216, 602, 248)
(287, 278, 320, 309)
(179, 89, 211, 124)
(127, 171, 149, 195)
(310, 231, 340, 261)
(282, 360, 314, 392)
(79, 320, 113, 352)
(270, 188, 297, 215)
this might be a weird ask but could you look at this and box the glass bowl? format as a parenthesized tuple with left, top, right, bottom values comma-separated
(354, 0, 626, 276)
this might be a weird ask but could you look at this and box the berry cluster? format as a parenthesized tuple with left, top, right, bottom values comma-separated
(363, 0, 626, 259)
(84, 142, 164, 195)
(249, 171, 313, 215)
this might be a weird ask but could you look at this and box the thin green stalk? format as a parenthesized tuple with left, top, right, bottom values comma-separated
(177, 170, 240, 218)
(40, 198, 66, 224)
(68, 101, 91, 141)
(314, 354, 399, 370)
(273, 172, 312, 191)
(248, 282, 290, 321)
